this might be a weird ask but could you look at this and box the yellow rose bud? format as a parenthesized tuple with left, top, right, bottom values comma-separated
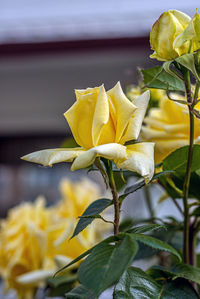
(150, 10, 191, 61)
(22, 82, 155, 183)
(142, 92, 200, 163)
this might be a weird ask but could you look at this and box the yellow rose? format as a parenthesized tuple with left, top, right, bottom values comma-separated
(0, 197, 51, 299)
(142, 93, 200, 163)
(0, 179, 105, 298)
(45, 178, 102, 263)
(22, 82, 155, 182)
(150, 10, 200, 61)
(56, 178, 100, 219)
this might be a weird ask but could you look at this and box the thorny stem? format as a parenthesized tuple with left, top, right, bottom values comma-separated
(182, 69, 194, 264)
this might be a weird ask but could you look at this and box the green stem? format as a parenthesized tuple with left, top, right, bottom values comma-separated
(193, 81, 200, 107)
(107, 161, 120, 235)
(189, 218, 199, 266)
(182, 69, 194, 264)
(144, 186, 154, 219)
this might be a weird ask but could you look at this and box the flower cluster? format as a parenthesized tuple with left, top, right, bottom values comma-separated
(0, 178, 101, 299)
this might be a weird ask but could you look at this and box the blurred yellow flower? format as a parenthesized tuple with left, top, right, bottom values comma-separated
(142, 93, 200, 163)
(150, 10, 200, 61)
(22, 82, 154, 182)
(0, 178, 103, 299)
(0, 197, 50, 299)
(45, 178, 102, 265)
(127, 85, 165, 103)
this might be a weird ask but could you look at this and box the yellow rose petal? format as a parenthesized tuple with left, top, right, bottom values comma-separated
(92, 85, 110, 146)
(21, 148, 84, 166)
(71, 143, 127, 171)
(154, 139, 189, 163)
(115, 142, 155, 183)
(120, 90, 150, 143)
(107, 82, 137, 143)
(64, 88, 100, 148)
(17, 269, 55, 285)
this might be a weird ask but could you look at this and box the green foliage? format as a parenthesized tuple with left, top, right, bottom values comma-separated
(113, 267, 199, 298)
(176, 53, 200, 81)
(161, 145, 200, 200)
(163, 60, 184, 81)
(163, 145, 200, 174)
(141, 66, 185, 91)
(126, 223, 166, 234)
(54, 230, 180, 298)
(46, 274, 77, 297)
(172, 263, 200, 285)
(119, 171, 173, 203)
(65, 285, 95, 299)
(119, 218, 135, 232)
(78, 235, 138, 297)
(54, 234, 127, 275)
(129, 233, 181, 262)
(71, 198, 112, 239)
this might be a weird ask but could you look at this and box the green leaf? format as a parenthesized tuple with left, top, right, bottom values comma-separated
(173, 171, 200, 200)
(71, 198, 112, 238)
(163, 61, 183, 81)
(176, 53, 200, 81)
(119, 171, 172, 202)
(130, 233, 182, 262)
(55, 234, 126, 275)
(163, 145, 200, 174)
(78, 235, 138, 297)
(134, 242, 157, 260)
(47, 274, 77, 288)
(141, 66, 185, 92)
(172, 263, 200, 285)
(148, 263, 200, 285)
(159, 174, 183, 199)
(113, 267, 198, 299)
(119, 218, 135, 232)
(127, 224, 166, 234)
(46, 275, 77, 297)
(119, 178, 146, 202)
(113, 267, 161, 299)
(146, 265, 175, 280)
(65, 285, 96, 299)
(113, 169, 134, 191)
(163, 279, 199, 298)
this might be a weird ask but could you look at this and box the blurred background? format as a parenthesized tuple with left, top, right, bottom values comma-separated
(0, 0, 198, 215)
